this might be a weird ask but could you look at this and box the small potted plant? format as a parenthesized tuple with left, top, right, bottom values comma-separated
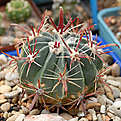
(5, 0, 31, 23)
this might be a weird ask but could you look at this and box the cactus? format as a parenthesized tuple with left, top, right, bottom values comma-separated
(4, 7, 119, 115)
(5, 0, 31, 23)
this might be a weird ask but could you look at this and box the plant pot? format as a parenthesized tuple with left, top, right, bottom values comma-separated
(97, 7, 121, 64)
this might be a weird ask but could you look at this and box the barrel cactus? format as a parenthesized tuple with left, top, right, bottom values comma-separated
(5, 0, 31, 23)
(4, 7, 119, 116)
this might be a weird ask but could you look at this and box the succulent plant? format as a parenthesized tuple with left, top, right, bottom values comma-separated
(4, 7, 119, 116)
(5, 0, 31, 23)
(0, 12, 5, 35)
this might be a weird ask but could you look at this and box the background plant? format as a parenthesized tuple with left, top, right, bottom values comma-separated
(5, 0, 31, 23)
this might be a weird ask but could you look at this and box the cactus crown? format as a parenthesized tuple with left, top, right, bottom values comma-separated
(4, 7, 119, 115)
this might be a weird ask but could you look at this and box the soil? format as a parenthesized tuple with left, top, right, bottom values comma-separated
(104, 15, 121, 43)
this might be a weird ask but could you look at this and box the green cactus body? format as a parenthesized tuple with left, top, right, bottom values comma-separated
(5, 0, 31, 23)
(17, 30, 103, 103)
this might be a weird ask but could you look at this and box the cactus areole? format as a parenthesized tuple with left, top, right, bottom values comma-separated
(7, 7, 119, 114)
